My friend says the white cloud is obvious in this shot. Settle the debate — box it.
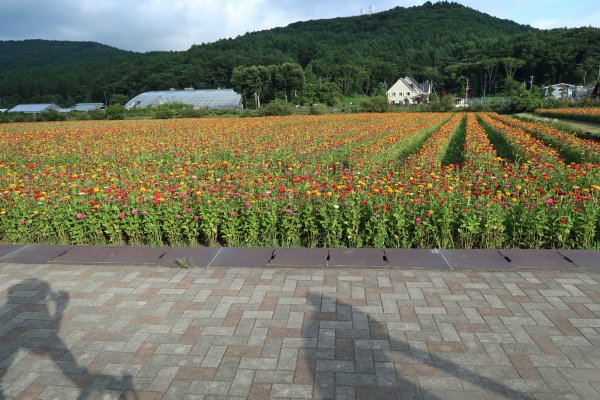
[0,0,598,52]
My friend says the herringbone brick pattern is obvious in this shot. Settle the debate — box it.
[0,263,599,399]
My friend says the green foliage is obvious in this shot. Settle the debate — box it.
[318,82,342,106]
[231,63,305,108]
[441,116,467,166]
[477,115,518,162]
[104,104,125,120]
[2,3,600,106]
[0,39,129,71]
[505,79,543,112]
[360,96,389,113]
[109,94,130,106]
[37,109,66,122]
[309,104,328,115]
[260,99,293,116]
[428,94,455,112]
[87,109,106,120]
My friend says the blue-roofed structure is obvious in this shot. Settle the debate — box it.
[8,104,62,113]
[125,88,243,110]
[71,103,105,112]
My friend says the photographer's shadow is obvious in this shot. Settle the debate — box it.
[303,292,536,400]
[0,278,138,400]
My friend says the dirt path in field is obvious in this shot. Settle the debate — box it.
[517,112,600,135]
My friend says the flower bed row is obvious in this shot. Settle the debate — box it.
[1,114,599,249]
[535,107,600,124]
[492,114,600,164]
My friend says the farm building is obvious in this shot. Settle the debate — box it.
[387,77,432,105]
[543,83,590,100]
[8,103,62,113]
[70,103,105,112]
[125,88,243,110]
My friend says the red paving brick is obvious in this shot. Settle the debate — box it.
[509,355,542,380]
[530,334,561,355]
[294,360,314,384]
[248,383,272,400]
[426,341,466,353]
[394,361,438,377]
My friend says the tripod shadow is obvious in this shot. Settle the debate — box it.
[303,292,536,400]
[0,279,138,400]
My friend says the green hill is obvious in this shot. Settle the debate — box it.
[1,1,599,107]
[0,39,131,72]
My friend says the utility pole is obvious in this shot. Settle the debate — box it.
[483,74,487,98]
[530,76,534,92]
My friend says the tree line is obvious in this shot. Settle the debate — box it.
[1,2,599,109]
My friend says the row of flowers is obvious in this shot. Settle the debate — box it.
[492,113,600,164]
[1,113,599,248]
[535,107,600,124]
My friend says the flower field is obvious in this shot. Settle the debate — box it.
[1,113,599,249]
[535,107,600,124]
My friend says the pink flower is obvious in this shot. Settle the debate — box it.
[176,214,183,219]
[193,215,199,221]
[76,213,86,219]
[229,211,237,217]
[186,208,192,213]
[416,217,422,224]
[19,220,25,225]
[131,209,139,215]
[118,213,125,219]
[245,202,252,208]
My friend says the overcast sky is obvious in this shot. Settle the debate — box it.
[0,0,598,52]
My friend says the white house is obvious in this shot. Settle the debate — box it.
[387,77,432,105]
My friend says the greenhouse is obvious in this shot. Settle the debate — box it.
[125,88,243,110]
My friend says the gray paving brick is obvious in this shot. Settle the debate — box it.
[1,263,600,400]
[239,357,278,370]
[271,383,313,398]
[201,345,227,368]
[188,381,230,395]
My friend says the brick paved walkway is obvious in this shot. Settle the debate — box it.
[1,263,600,399]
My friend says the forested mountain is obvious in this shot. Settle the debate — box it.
[1,1,599,107]
[0,40,130,72]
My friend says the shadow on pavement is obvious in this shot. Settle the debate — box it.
[0,278,138,400]
[303,292,535,400]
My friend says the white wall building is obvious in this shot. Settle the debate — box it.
[387,77,432,105]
